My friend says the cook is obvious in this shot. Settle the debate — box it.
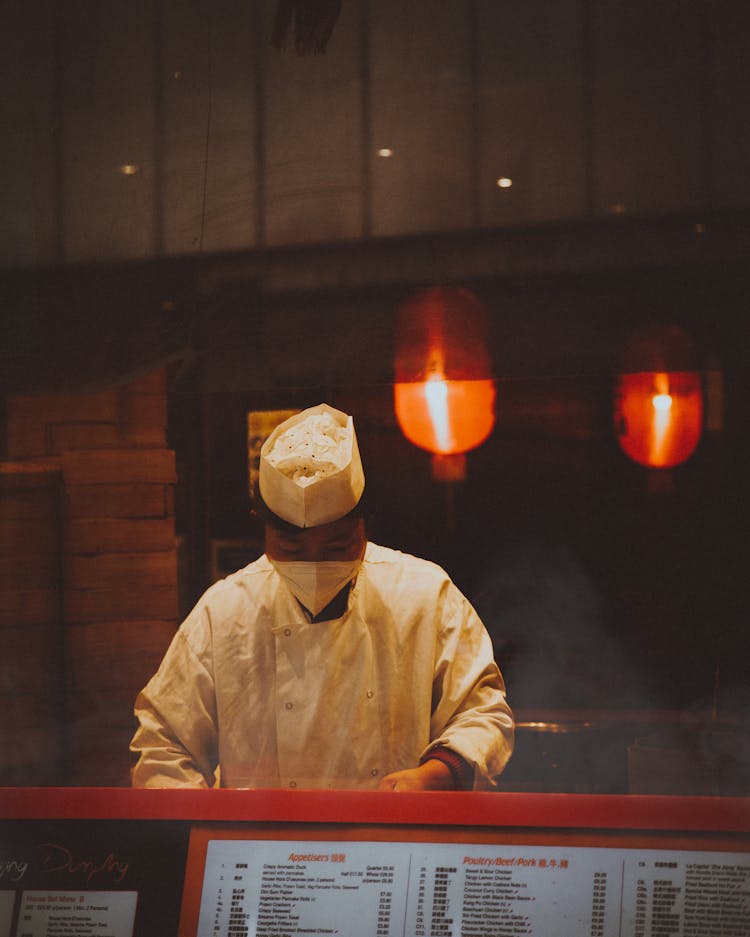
[130,403,513,790]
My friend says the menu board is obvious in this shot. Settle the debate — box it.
[194,839,750,937]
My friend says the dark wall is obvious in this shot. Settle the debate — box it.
[170,262,749,717]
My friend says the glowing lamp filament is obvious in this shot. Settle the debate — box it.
[615,371,702,469]
[424,375,450,451]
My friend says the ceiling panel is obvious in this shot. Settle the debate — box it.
[477,0,587,226]
[201,0,260,252]
[262,0,364,246]
[710,3,750,209]
[162,0,260,255]
[591,0,706,217]
[161,0,213,254]
[369,0,473,237]
[61,0,158,262]
[0,0,59,269]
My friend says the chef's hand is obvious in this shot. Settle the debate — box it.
[378,759,455,792]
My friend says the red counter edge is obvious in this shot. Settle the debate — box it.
[1,788,748,833]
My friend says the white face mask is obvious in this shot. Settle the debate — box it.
[270,559,362,617]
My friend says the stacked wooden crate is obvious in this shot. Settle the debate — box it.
[0,463,64,784]
[2,370,179,785]
[62,443,178,785]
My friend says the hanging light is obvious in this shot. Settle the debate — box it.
[613,324,703,469]
[394,287,496,480]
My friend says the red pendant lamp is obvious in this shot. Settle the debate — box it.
[394,287,496,480]
[614,324,703,469]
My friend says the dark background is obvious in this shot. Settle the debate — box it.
[1,0,749,792]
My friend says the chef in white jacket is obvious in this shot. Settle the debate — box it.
[130,404,513,790]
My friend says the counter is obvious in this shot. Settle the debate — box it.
[1,789,748,936]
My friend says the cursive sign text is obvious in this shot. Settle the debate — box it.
[0,858,28,882]
[39,843,129,884]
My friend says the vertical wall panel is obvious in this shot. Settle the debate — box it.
[62,1,157,262]
[591,0,705,217]
[370,0,473,237]
[161,1,213,254]
[262,0,363,246]
[477,0,587,227]
[711,2,750,209]
[162,0,258,255]
[0,0,59,269]
[201,0,259,252]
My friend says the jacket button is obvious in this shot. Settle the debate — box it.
[289,780,297,788]
[366,690,374,698]
[285,702,294,710]
[284,628,292,636]
[370,768,379,776]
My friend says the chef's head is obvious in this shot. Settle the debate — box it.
[259,404,366,565]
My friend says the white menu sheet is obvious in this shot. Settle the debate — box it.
[196,840,749,937]
[14,890,137,937]
[1,891,15,937]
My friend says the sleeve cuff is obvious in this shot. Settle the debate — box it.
[420,747,474,790]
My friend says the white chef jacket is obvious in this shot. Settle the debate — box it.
[130,542,513,790]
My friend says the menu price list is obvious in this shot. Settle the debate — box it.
[10,890,137,937]
[196,841,748,937]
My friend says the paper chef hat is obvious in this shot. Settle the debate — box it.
[259,403,365,528]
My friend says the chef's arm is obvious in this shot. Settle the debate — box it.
[130,694,217,788]
[130,631,219,788]
[426,592,515,790]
